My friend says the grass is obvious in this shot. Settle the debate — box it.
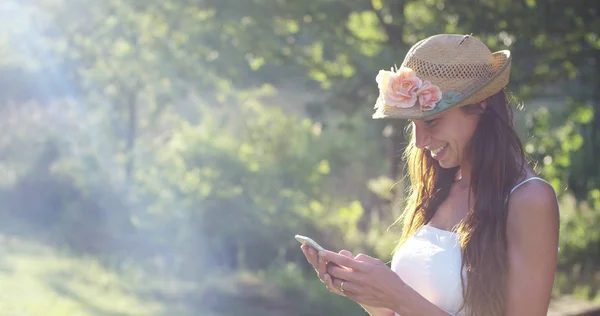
[0,232,364,316]
[0,233,208,316]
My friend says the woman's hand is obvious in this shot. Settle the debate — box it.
[320,250,406,311]
[300,244,353,296]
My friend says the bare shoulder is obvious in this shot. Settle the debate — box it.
[506,178,560,248]
[504,178,559,314]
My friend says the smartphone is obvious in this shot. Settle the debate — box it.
[296,234,343,268]
[295,234,326,252]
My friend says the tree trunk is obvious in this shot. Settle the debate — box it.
[593,52,600,192]
[388,120,407,180]
[369,0,406,49]
[358,0,408,231]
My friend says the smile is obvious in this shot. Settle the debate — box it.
[430,144,448,155]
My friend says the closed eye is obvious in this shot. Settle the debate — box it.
[424,118,439,126]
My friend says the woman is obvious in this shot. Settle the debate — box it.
[301,34,559,315]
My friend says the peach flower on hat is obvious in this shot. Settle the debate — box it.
[376,67,423,108]
[417,81,442,111]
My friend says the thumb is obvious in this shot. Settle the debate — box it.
[339,249,354,258]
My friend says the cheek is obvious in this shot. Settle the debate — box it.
[457,119,480,151]
[430,115,479,150]
[445,121,477,150]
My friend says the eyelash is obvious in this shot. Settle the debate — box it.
[424,119,438,126]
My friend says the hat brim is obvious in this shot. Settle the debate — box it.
[372,50,512,120]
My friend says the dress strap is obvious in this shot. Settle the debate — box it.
[509,177,551,195]
[506,176,560,252]
[505,177,555,206]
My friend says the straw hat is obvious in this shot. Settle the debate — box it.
[372,34,511,120]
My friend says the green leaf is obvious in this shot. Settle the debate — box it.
[371,0,383,11]
[570,106,594,124]
[525,0,536,8]
[249,56,265,70]
[338,201,363,223]
[316,160,330,175]
[113,38,132,57]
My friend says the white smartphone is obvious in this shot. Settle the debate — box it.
[295,234,326,252]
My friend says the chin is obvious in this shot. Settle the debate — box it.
[437,160,460,169]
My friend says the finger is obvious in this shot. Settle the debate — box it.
[317,250,328,279]
[308,246,320,261]
[332,277,360,302]
[301,244,309,257]
[336,250,354,271]
[339,249,354,258]
[302,246,328,284]
[354,253,377,263]
[327,264,358,283]
[301,245,317,267]
[332,278,361,303]
[331,278,356,294]
[324,273,345,296]
[319,250,363,271]
[309,246,323,263]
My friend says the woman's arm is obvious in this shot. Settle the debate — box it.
[389,283,453,316]
[322,250,453,316]
[361,294,452,316]
[359,303,395,316]
[505,180,560,315]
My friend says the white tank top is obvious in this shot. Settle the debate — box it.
[390,177,555,316]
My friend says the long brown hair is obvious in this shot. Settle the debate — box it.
[391,90,526,315]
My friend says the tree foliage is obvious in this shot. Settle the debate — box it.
[0,0,599,312]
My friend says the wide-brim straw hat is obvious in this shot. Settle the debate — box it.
[372,34,511,120]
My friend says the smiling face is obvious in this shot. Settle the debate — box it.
[410,104,484,169]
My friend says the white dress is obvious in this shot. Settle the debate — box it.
[390,177,555,316]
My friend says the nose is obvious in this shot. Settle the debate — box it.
[413,122,430,149]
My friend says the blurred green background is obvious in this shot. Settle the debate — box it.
[0,0,599,315]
